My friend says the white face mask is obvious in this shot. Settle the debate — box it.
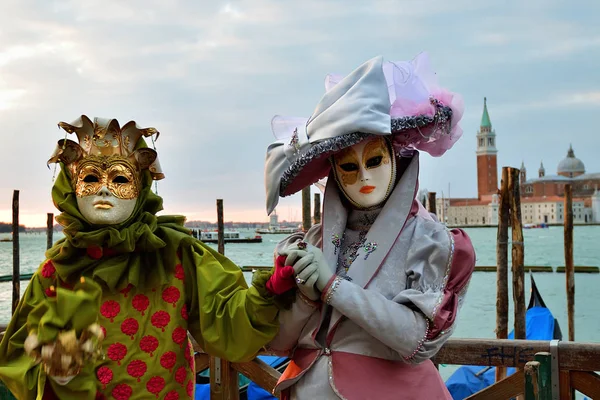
[332,137,396,209]
[76,186,137,225]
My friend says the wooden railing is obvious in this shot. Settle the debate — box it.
[192,338,600,400]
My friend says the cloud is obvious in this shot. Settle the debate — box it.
[0,0,599,226]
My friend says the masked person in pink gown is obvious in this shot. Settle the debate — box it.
[263,53,476,399]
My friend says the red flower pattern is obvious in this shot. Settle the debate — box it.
[160,351,177,372]
[172,327,186,348]
[140,335,159,357]
[95,391,106,400]
[45,287,56,297]
[188,352,195,372]
[96,366,113,390]
[175,366,187,385]
[146,376,166,398]
[181,304,188,321]
[165,391,180,400]
[86,246,103,259]
[184,341,192,361]
[107,343,127,365]
[111,383,132,400]
[121,318,139,340]
[132,294,150,316]
[126,359,147,382]
[100,300,120,322]
[186,379,194,397]
[119,283,134,298]
[174,264,185,280]
[41,260,55,278]
[162,286,181,307]
[151,311,171,332]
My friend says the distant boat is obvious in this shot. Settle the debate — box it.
[189,229,263,244]
[255,226,299,235]
[445,273,562,398]
[256,210,301,235]
[524,222,549,229]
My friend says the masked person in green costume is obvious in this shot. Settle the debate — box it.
[0,116,295,400]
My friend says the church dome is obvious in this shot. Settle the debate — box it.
[557,145,585,177]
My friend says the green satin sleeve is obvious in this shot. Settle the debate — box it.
[182,240,279,363]
[0,273,45,400]
[0,265,103,399]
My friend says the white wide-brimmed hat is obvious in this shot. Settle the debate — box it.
[264,53,464,214]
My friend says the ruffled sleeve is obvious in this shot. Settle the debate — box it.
[181,239,280,363]
[401,228,475,362]
[0,261,103,399]
[326,227,475,364]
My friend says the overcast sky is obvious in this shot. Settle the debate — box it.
[1,0,599,227]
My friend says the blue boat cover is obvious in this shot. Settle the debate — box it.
[445,306,555,399]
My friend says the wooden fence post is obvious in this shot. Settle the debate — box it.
[496,168,510,382]
[524,361,541,399]
[46,213,54,250]
[313,193,321,225]
[534,352,552,399]
[508,167,526,340]
[564,184,575,341]
[211,199,239,400]
[12,190,20,314]
[302,187,311,232]
[427,192,437,215]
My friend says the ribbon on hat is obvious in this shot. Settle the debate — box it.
[264,116,310,215]
[271,116,311,162]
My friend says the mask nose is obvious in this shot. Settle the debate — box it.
[359,166,371,182]
[98,186,112,197]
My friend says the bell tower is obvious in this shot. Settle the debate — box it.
[476,97,498,200]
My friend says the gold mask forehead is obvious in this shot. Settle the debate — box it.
[74,155,140,200]
[362,137,391,167]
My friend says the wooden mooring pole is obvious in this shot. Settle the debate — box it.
[211,199,239,399]
[302,187,311,232]
[46,213,54,250]
[216,199,225,255]
[12,190,21,315]
[313,193,321,225]
[427,192,437,215]
[564,184,575,341]
[508,167,526,341]
[496,168,510,382]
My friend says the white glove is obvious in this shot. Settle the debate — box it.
[290,253,320,301]
[282,242,334,292]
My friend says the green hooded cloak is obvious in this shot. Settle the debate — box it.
[0,152,279,399]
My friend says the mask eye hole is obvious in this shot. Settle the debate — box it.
[83,175,99,183]
[340,163,359,172]
[365,156,383,168]
[113,175,130,184]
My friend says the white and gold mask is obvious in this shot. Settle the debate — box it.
[48,115,164,226]
[74,155,140,225]
[332,137,396,209]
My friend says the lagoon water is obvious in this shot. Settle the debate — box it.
[1,225,599,389]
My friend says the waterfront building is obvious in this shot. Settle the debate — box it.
[435,99,599,226]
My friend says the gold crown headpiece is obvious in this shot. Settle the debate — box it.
[48,115,164,181]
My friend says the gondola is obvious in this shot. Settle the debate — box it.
[445,273,563,399]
